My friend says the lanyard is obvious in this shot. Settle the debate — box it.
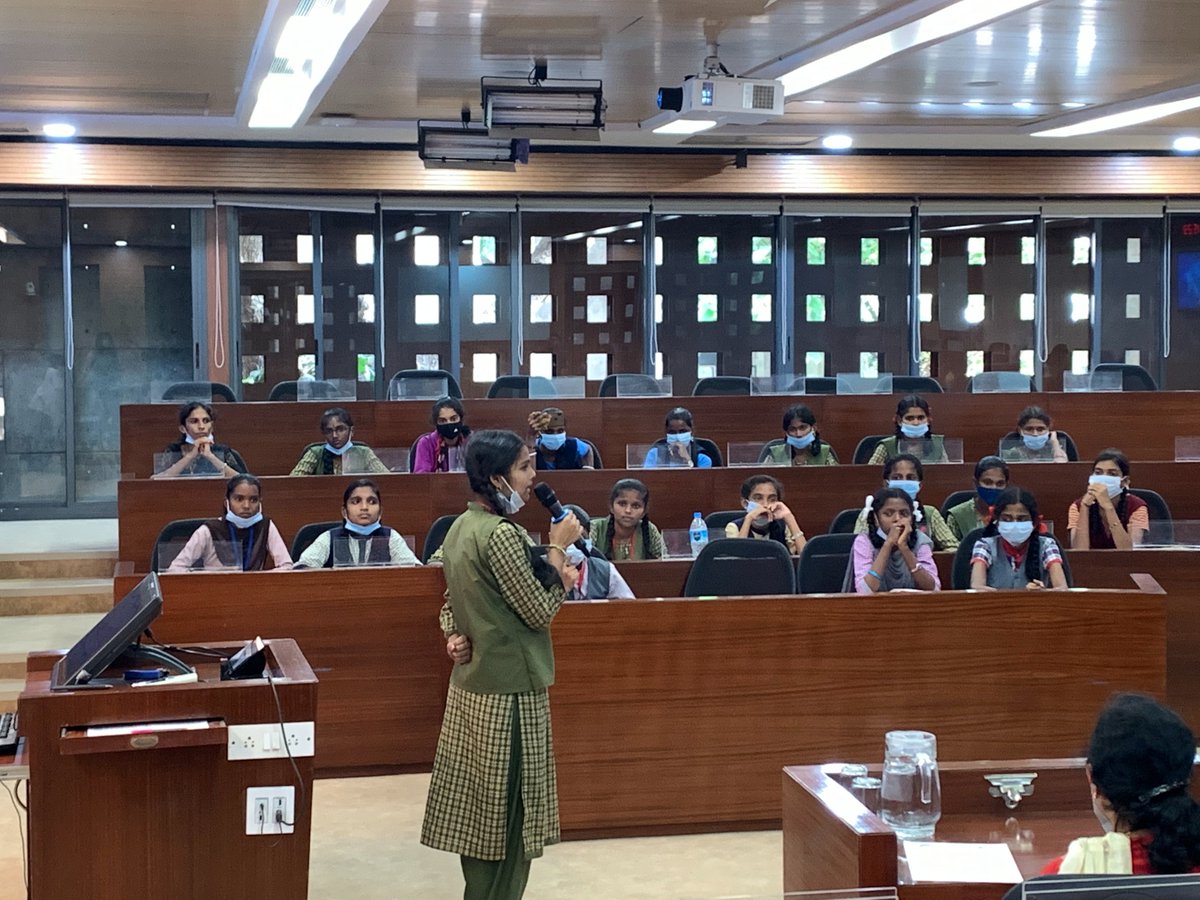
[227,523,255,571]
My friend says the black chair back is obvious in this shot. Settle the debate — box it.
[827,508,861,534]
[1128,488,1173,544]
[161,381,237,402]
[1003,873,1200,900]
[1093,362,1158,391]
[267,380,344,401]
[486,375,556,399]
[291,521,341,562]
[796,533,856,594]
[694,437,724,467]
[583,439,603,468]
[852,435,890,465]
[598,374,668,397]
[704,510,745,533]
[940,490,975,519]
[790,376,836,394]
[387,368,462,399]
[757,438,785,462]
[150,518,209,572]
[682,538,795,597]
[692,376,752,396]
[1000,430,1080,461]
[892,376,943,393]
[951,526,1072,589]
[423,514,459,563]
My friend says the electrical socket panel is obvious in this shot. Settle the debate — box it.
[227,721,315,760]
[244,786,295,836]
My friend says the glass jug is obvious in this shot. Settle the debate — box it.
[880,729,942,839]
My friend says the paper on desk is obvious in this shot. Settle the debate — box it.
[902,840,1023,883]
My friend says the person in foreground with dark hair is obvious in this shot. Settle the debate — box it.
[1039,693,1200,875]
[421,430,583,900]
[167,474,292,571]
[290,406,389,475]
[969,486,1067,590]
[295,478,420,568]
[154,400,247,478]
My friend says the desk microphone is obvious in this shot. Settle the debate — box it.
[533,483,588,552]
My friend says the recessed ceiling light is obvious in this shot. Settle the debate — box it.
[1174,136,1200,153]
[114,240,128,247]
[822,134,853,150]
[652,119,718,135]
[43,123,76,139]
[1013,100,1034,110]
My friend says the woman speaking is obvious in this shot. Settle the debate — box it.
[421,429,582,900]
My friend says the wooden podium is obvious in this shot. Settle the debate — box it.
[18,638,318,900]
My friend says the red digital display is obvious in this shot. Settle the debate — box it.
[1182,223,1200,236]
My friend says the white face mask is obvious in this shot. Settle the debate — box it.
[225,504,263,528]
[493,477,524,514]
[184,433,213,445]
[1092,794,1115,834]
[324,439,354,456]
[564,545,586,567]
[1089,474,1124,498]
[744,500,770,529]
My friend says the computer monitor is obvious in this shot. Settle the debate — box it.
[1004,873,1200,899]
[51,572,164,690]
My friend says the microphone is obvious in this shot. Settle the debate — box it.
[533,483,588,552]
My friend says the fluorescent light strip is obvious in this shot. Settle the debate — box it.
[780,0,1045,96]
[1034,94,1200,138]
[652,119,718,135]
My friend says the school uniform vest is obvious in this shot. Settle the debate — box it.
[875,434,946,462]
[325,525,393,567]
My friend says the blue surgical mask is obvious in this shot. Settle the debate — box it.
[1089,474,1123,498]
[184,434,214,445]
[225,507,263,529]
[539,432,567,451]
[494,477,525,515]
[564,545,586,567]
[743,500,771,529]
[786,432,815,450]
[900,422,929,439]
[344,519,381,536]
[1022,432,1050,451]
[875,528,891,541]
[997,520,1035,546]
[584,537,594,554]
[666,431,692,445]
[976,485,1003,505]
[324,440,353,456]
[887,479,920,499]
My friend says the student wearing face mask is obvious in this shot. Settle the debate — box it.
[853,453,959,551]
[167,474,293,571]
[845,487,940,593]
[422,430,582,898]
[413,397,472,474]
[945,456,1010,541]
[867,395,949,465]
[155,401,248,479]
[527,407,595,470]
[1035,694,1200,877]
[1069,449,1148,550]
[557,505,634,600]
[969,487,1067,590]
[290,407,389,476]
[643,407,716,468]
[1001,406,1069,463]
[296,479,420,568]
[762,404,838,466]
[723,474,807,554]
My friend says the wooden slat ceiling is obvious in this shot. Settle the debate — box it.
[0,0,1199,151]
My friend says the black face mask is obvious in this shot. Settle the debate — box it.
[437,422,465,440]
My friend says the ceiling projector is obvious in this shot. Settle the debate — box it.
[656,75,784,125]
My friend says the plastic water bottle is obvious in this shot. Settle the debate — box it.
[689,512,709,558]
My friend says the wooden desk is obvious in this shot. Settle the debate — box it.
[117,461,1200,572]
[120,391,1200,479]
[112,570,1165,837]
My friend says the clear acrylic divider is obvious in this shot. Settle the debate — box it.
[1138,520,1200,548]
[836,373,894,395]
[661,528,695,559]
[1062,371,1123,393]
[627,443,666,468]
[1175,436,1200,461]
[970,372,1031,393]
[298,378,357,401]
[679,890,898,900]
[402,534,417,554]
[387,376,448,400]
[727,442,784,467]
[1018,874,1200,898]
[153,450,226,478]
[896,437,963,464]
[751,374,801,395]
[531,376,585,399]
[156,538,241,573]
[614,375,673,397]
[446,445,467,472]
[343,446,409,474]
[997,437,1060,461]
[150,381,220,404]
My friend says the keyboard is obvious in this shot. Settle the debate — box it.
[0,711,17,754]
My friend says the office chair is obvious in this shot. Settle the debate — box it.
[692,376,752,396]
[967,372,1032,393]
[950,526,1072,589]
[853,435,890,465]
[150,518,208,571]
[827,508,862,535]
[796,533,857,594]
[267,380,345,401]
[290,521,341,562]
[486,375,556,399]
[892,376,944,393]
[387,368,462,400]
[423,514,459,563]
[1092,362,1158,391]
[682,538,796,597]
[160,381,237,402]
[1128,488,1173,544]
[598,374,668,397]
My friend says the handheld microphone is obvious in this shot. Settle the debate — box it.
[533,483,588,552]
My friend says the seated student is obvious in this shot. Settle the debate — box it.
[1069,449,1148,550]
[1001,405,1070,462]
[643,406,717,468]
[296,478,421,568]
[412,397,471,474]
[762,404,838,467]
[945,456,1010,540]
[1038,693,1200,876]
[867,394,949,465]
[291,407,389,476]
[723,474,807,555]
[167,474,292,571]
[154,401,247,479]
[845,487,941,593]
[590,478,665,561]
[528,407,595,470]
[969,487,1067,590]
[559,505,634,600]
[854,453,959,551]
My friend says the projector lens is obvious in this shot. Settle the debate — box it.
[657,87,683,112]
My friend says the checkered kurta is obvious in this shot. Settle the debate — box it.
[422,522,564,861]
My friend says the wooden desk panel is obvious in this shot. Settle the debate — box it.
[117,461,1200,573]
[120,391,1200,478]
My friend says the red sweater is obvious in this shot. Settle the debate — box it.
[1042,834,1200,875]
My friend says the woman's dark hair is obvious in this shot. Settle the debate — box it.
[893,394,932,439]
[865,487,918,550]
[464,430,526,516]
[664,406,694,429]
[431,396,466,424]
[225,473,261,500]
[342,478,380,507]
[320,407,353,430]
[974,455,1010,484]
[883,452,925,481]
[178,401,214,426]
[601,478,658,559]
[1017,405,1052,429]
[981,486,1045,584]
[1088,448,1131,543]
[782,404,824,457]
[741,474,784,501]
[1087,693,1200,874]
